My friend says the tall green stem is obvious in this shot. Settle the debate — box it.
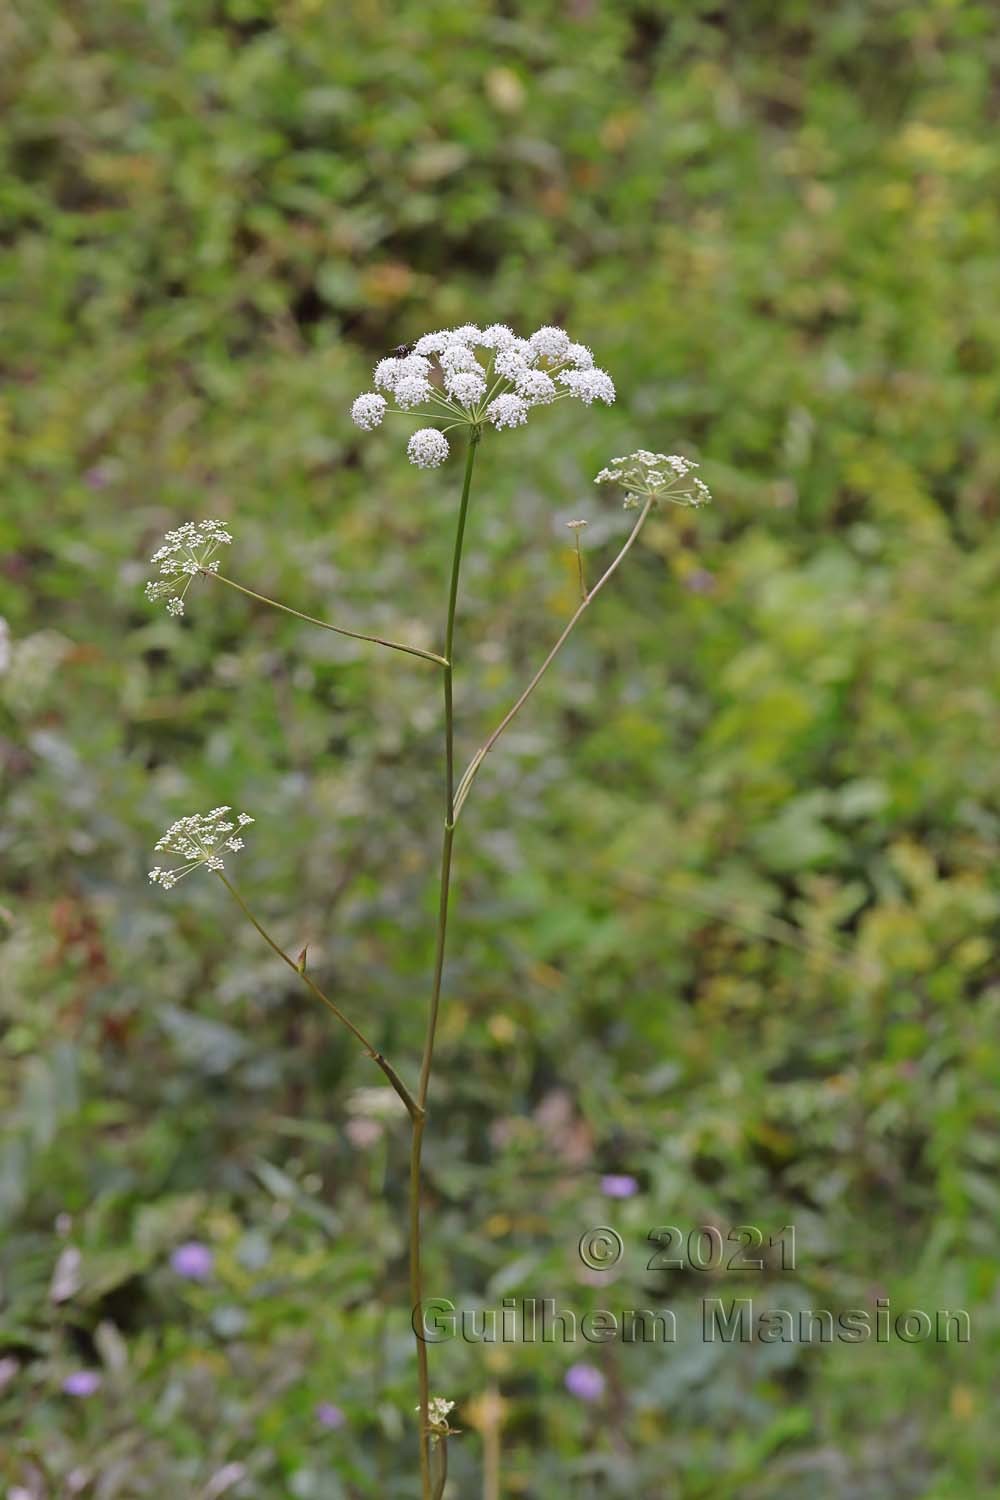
[409,430,479,1497]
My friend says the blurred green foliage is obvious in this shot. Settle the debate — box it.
[2,0,999,1495]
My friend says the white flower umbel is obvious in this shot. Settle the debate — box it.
[493,348,530,381]
[350,323,616,465]
[565,342,594,369]
[394,375,435,410]
[595,450,712,510]
[144,520,233,618]
[514,369,557,404]
[485,393,528,430]
[556,368,616,405]
[351,393,387,430]
[407,428,450,468]
[416,1395,457,1438]
[480,323,516,349]
[528,325,570,361]
[444,370,488,408]
[148,807,254,890]
[439,343,481,374]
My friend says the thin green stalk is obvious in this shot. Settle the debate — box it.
[574,530,587,602]
[482,1385,502,1500]
[432,1434,449,1500]
[453,496,653,820]
[205,571,448,667]
[409,429,479,1498]
[216,872,421,1122]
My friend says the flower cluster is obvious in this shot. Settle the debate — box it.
[418,1395,456,1437]
[595,451,711,510]
[351,324,615,467]
[148,807,254,889]
[144,519,232,617]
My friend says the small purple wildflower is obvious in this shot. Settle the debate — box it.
[684,569,716,594]
[62,1370,102,1398]
[601,1173,639,1199]
[170,1241,215,1281]
[564,1363,605,1402]
[316,1401,346,1430]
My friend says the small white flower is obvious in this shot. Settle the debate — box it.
[448,324,482,344]
[351,393,387,430]
[529,325,571,362]
[557,368,616,405]
[373,358,403,390]
[595,449,711,509]
[148,807,255,890]
[394,375,434,410]
[514,369,557,405]
[480,323,516,349]
[508,337,537,363]
[395,353,433,379]
[445,370,487,408]
[565,342,594,369]
[413,330,452,355]
[418,1395,456,1435]
[407,428,450,468]
[144,519,233,616]
[440,342,482,374]
[493,348,530,381]
[486,393,528,430]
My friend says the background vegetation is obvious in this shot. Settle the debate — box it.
[2,1,999,1495]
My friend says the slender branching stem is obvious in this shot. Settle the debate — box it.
[453,496,654,819]
[409,429,480,1498]
[205,571,448,667]
[574,531,587,602]
[216,872,421,1122]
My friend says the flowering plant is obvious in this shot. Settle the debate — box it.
[596,449,712,509]
[144,322,708,1497]
[351,323,615,466]
[143,519,232,617]
[147,808,253,889]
